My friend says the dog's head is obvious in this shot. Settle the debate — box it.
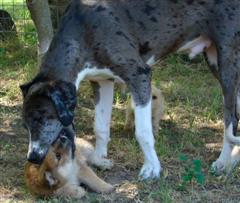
[20,73,77,164]
[24,129,76,196]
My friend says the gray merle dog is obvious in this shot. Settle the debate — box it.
[21,0,240,179]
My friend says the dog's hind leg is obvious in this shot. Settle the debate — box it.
[78,163,113,193]
[206,38,240,175]
[90,80,114,169]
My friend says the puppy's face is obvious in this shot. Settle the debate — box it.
[25,130,76,196]
[45,128,76,170]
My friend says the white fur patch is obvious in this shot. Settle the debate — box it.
[225,123,240,145]
[212,123,238,174]
[134,99,161,179]
[94,81,114,158]
[146,55,156,66]
[178,35,212,59]
[75,63,123,89]
[57,160,78,184]
[45,172,57,186]
[27,140,45,158]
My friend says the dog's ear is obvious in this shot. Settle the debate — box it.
[43,81,77,126]
[20,73,47,98]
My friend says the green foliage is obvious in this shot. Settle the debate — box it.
[178,154,205,190]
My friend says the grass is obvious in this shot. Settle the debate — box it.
[1,4,240,203]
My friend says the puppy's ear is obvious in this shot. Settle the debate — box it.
[44,81,77,126]
[20,72,47,98]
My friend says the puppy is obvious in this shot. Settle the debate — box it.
[25,129,113,199]
[124,85,164,136]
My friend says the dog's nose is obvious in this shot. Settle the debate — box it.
[27,151,43,164]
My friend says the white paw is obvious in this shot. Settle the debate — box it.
[211,159,226,175]
[89,153,114,170]
[211,158,236,176]
[139,161,161,180]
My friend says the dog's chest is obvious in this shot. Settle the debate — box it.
[57,160,78,184]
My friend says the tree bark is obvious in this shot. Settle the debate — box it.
[26,0,54,65]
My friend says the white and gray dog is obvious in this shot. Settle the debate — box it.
[21,0,240,180]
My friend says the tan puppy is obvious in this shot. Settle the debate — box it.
[25,131,113,199]
[125,85,164,136]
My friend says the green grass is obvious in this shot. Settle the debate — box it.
[1,5,240,202]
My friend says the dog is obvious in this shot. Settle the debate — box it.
[125,85,164,136]
[25,128,113,198]
[20,0,240,180]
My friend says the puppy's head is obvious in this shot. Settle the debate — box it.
[20,73,76,164]
[47,128,76,167]
[24,129,76,197]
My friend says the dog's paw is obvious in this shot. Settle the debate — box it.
[139,161,161,180]
[211,158,239,176]
[210,159,236,176]
[211,159,226,176]
[89,153,114,170]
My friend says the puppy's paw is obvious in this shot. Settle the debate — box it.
[73,187,86,199]
[54,185,86,199]
[89,153,114,170]
[99,183,114,193]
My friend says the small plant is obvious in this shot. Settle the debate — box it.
[178,154,205,190]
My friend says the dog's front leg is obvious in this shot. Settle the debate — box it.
[133,99,161,179]
[90,80,114,169]
[127,65,161,179]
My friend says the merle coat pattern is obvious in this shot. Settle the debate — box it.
[21,0,240,179]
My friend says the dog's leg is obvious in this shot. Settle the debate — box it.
[206,41,240,175]
[125,65,161,179]
[134,99,161,179]
[90,80,114,169]
[78,163,113,193]
[124,97,135,131]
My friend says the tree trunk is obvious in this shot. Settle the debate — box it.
[26,0,54,65]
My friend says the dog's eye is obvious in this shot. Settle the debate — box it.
[56,153,61,161]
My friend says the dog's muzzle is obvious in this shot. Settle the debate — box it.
[27,140,49,164]
[27,125,75,164]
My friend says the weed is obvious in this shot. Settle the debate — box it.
[178,154,205,191]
